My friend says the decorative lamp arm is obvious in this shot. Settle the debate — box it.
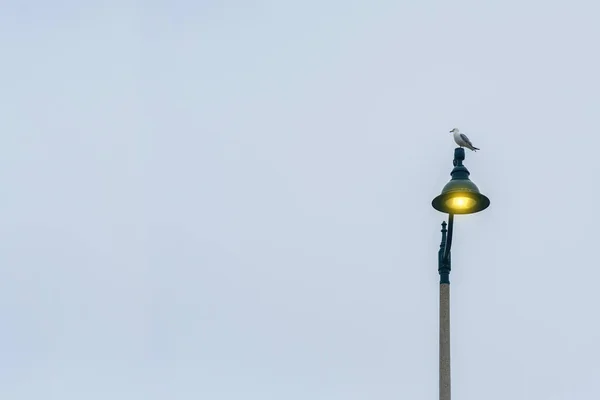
[438,214,454,284]
[443,213,454,262]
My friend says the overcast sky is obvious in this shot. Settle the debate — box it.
[1,1,599,399]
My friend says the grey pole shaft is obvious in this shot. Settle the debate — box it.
[440,283,451,400]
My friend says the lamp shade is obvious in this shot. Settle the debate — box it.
[431,148,490,215]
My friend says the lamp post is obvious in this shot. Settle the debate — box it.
[431,147,490,400]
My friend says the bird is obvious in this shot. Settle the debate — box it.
[450,128,479,151]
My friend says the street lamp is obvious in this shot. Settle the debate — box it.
[431,147,490,400]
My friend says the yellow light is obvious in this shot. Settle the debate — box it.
[445,196,477,211]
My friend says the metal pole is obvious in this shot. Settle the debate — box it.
[438,220,453,400]
[440,283,451,400]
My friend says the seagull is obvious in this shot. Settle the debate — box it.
[450,128,479,151]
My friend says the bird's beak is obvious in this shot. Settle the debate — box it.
[449,130,452,133]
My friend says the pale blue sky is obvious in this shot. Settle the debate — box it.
[0,1,599,399]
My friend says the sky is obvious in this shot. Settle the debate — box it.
[0,0,599,399]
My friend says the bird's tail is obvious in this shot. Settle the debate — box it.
[472,146,480,151]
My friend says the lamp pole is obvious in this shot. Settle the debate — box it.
[432,147,490,400]
[439,219,452,400]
